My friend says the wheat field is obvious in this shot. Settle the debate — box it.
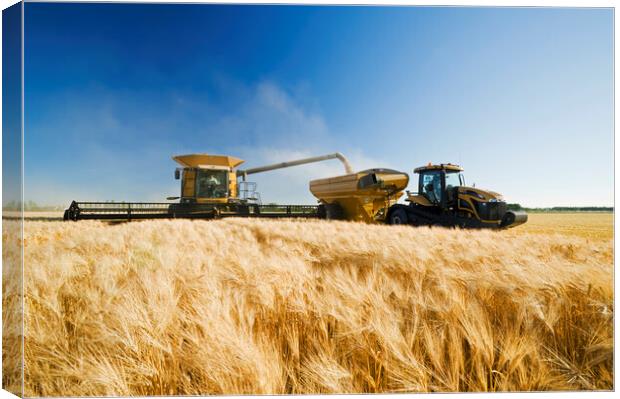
[2,213,614,396]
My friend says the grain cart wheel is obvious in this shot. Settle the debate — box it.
[389,208,408,225]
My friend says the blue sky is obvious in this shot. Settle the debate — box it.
[22,3,613,207]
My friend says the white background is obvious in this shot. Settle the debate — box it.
[0,1,617,398]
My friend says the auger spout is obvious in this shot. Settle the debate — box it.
[237,152,353,177]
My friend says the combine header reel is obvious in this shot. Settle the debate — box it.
[63,201,320,221]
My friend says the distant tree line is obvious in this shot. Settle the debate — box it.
[3,201,64,212]
[507,203,613,213]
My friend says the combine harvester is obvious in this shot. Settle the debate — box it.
[64,152,526,228]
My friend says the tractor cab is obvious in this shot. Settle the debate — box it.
[413,163,465,209]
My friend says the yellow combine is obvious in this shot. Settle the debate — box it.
[64,152,351,221]
[64,153,526,228]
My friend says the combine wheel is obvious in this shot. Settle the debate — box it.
[389,208,408,225]
[326,204,345,220]
[318,203,345,220]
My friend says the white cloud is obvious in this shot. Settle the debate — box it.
[207,81,332,150]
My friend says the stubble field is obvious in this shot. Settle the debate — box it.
[2,212,614,395]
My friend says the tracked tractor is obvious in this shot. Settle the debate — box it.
[384,163,527,228]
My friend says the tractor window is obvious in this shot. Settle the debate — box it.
[196,170,228,198]
[445,171,463,190]
[420,171,442,204]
